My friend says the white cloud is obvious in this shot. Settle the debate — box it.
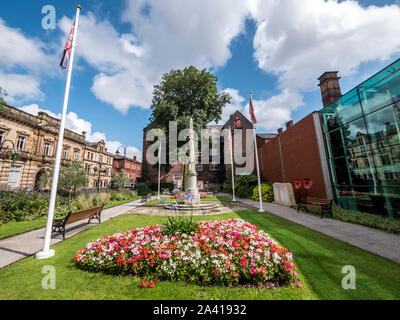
[252,0,400,91]
[219,88,246,123]
[58,1,253,112]
[19,104,142,161]
[0,72,44,103]
[244,89,304,130]
[0,18,57,103]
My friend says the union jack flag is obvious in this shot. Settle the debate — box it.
[60,21,75,69]
[249,92,257,124]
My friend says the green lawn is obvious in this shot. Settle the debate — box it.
[0,219,47,240]
[0,196,140,240]
[0,210,399,300]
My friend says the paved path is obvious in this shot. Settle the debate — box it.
[217,193,400,264]
[0,198,148,269]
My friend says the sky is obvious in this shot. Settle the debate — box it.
[1,0,400,160]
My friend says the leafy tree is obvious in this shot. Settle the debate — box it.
[111,171,128,190]
[148,66,231,173]
[0,87,7,109]
[44,161,88,199]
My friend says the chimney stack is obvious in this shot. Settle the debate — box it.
[318,71,342,107]
[133,156,137,162]
[285,120,293,130]
[277,128,283,134]
[82,131,86,140]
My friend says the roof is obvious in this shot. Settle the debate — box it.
[257,133,278,139]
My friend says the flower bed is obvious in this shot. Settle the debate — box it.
[74,219,301,288]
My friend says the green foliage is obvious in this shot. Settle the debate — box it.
[149,66,231,174]
[46,161,88,196]
[0,86,7,108]
[161,215,198,236]
[234,174,259,198]
[111,171,128,190]
[0,190,138,225]
[135,182,152,196]
[252,184,274,202]
[304,203,400,235]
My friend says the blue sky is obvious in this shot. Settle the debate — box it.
[1,0,400,159]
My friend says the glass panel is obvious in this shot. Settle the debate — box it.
[342,118,368,157]
[332,157,351,185]
[365,104,400,150]
[373,145,400,186]
[321,88,363,126]
[327,129,345,158]
[359,61,400,115]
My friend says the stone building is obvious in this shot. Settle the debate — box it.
[0,105,113,190]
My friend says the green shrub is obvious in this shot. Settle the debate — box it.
[135,183,152,196]
[252,184,274,202]
[234,174,259,198]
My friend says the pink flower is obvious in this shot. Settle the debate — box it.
[296,281,302,287]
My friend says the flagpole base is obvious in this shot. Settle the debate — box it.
[35,249,55,260]
[258,209,264,213]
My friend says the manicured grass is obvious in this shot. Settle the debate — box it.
[0,197,140,240]
[0,219,47,240]
[0,210,399,300]
[103,196,141,209]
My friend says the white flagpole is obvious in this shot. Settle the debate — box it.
[36,5,81,260]
[229,126,236,201]
[250,91,264,213]
[158,141,161,199]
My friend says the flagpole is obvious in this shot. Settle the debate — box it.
[158,141,161,200]
[229,127,236,202]
[250,91,264,213]
[36,5,81,260]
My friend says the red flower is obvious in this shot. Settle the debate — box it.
[148,281,156,288]
[141,281,147,288]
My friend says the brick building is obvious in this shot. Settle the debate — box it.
[141,110,267,191]
[0,105,113,190]
[113,154,142,187]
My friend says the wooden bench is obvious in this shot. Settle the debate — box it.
[141,193,152,203]
[297,197,333,219]
[52,205,104,239]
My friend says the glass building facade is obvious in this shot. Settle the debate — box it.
[320,59,400,219]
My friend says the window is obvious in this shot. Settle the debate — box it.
[0,131,4,145]
[63,148,68,159]
[87,152,90,159]
[117,162,120,168]
[91,153,94,160]
[99,155,103,163]
[17,136,25,151]
[195,164,203,171]
[7,166,21,187]
[210,164,219,171]
[210,148,218,156]
[74,151,79,161]
[44,143,50,156]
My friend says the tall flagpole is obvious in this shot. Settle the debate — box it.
[229,126,236,201]
[158,141,161,199]
[36,5,82,259]
[250,91,264,213]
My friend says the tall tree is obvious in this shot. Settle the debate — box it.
[148,66,231,173]
[0,87,7,109]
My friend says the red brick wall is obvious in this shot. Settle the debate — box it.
[261,112,328,199]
